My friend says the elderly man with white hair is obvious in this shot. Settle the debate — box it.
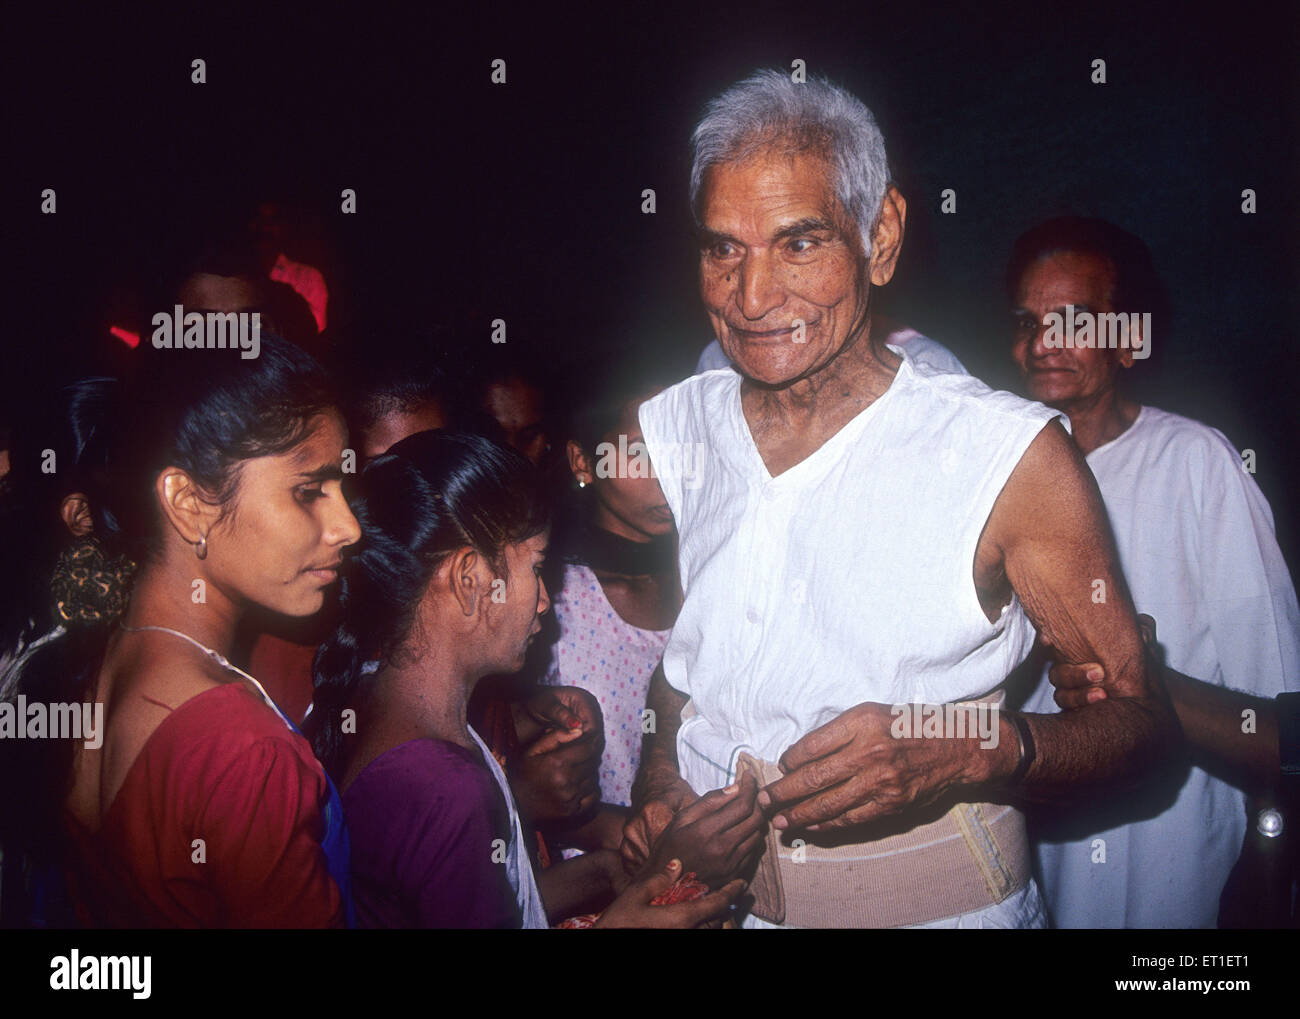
[622,70,1181,928]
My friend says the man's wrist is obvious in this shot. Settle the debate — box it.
[971,710,1028,787]
[631,763,675,800]
[631,764,690,809]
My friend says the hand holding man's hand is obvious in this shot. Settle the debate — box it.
[1047,614,1158,709]
[646,772,766,888]
[621,776,697,874]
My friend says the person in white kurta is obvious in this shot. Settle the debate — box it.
[640,342,1063,928]
[1023,405,1300,928]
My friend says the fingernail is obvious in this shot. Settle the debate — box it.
[756,791,771,808]
[772,814,788,830]
[723,783,739,794]
[1087,667,1104,682]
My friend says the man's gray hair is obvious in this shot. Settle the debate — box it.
[689,70,892,257]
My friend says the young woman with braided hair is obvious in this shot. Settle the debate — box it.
[312,429,755,928]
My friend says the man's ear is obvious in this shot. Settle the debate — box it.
[59,492,94,538]
[868,185,907,287]
[157,467,219,547]
[1118,317,1145,369]
[567,440,593,486]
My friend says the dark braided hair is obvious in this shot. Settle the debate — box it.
[311,430,549,779]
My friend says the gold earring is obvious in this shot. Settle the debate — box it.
[195,534,208,560]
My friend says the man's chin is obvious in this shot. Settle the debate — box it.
[1025,380,1078,408]
[731,348,819,387]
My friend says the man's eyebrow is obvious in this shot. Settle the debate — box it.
[697,226,741,248]
[698,218,837,249]
[771,217,837,242]
[295,465,346,483]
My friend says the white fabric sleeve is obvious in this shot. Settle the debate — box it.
[1194,430,1300,697]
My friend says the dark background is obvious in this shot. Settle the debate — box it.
[7,0,1299,570]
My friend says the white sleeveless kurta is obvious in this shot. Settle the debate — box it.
[638,344,1063,927]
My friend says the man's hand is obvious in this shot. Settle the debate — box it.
[646,773,767,888]
[621,775,698,873]
[757,701,991,832]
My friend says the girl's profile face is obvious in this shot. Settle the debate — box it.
[204,411,361,617]
[482,531,551,674]
[592,390,673,541]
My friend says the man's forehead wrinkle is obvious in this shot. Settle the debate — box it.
[706,178,846,246]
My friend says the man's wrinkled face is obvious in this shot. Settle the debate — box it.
[1011,251,1129,409]
[698,149,870,386]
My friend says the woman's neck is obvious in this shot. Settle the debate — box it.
[370,645,478,752]
[591,503,652,545]
[118,557,241,655]
[575,516,675,579]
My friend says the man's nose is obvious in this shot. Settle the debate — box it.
[1028,319,1056,360]
[537,576,552,617]
[736,252,786,321]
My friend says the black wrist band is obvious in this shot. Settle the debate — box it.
[1007,712,1037,787]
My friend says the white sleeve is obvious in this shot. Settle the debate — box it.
[636,390,683,524]
[1194,432,1300,697]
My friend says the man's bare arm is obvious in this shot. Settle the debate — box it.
[981,421,1183,800]
[760,423,1182,831]
[622,662,698,871]
[630,662,690,808]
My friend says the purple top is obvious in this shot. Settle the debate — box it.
[342,738,521,929]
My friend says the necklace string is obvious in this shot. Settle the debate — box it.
[117,623,291,726]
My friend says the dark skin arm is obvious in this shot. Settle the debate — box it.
[761,422,1183,830]
[622,662,697,871]
[536,849,628,920]
[548,803,629,853]
[1049,615,1280,793]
